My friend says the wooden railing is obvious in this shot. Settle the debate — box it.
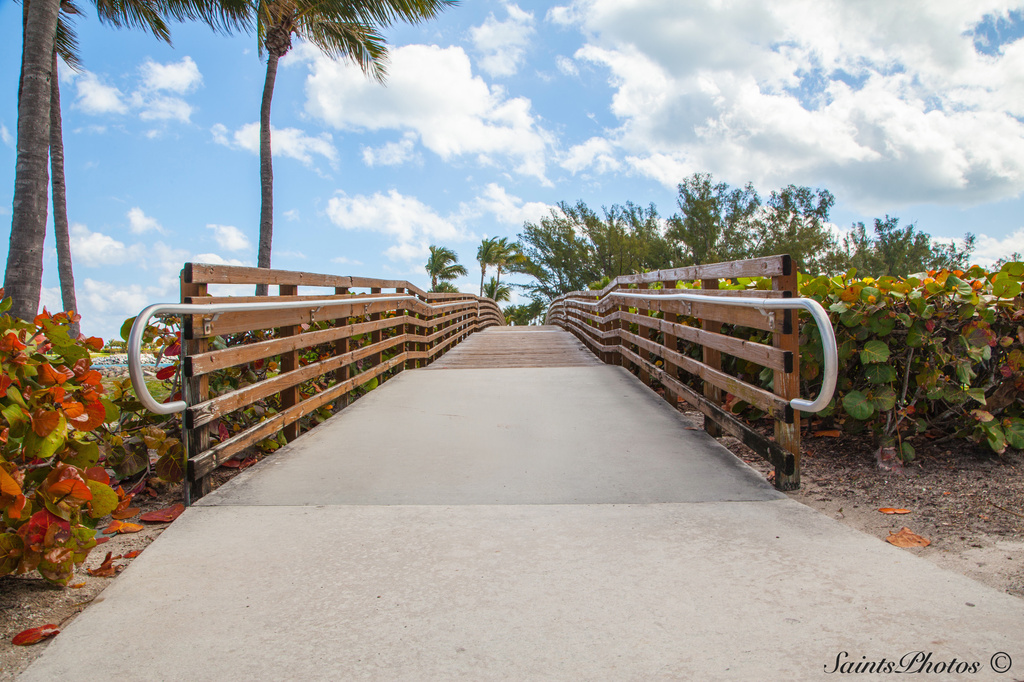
[546,255,837,491]
[129,263,503,503]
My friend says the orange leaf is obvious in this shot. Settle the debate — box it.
[139,503,185,523]
[0,467,21,497]
[104,520,124,534]
[116,522,144,533]
[31,409,61,437]
[62,401,85,419]
[68,400,107,432]
[9,494,27,519]
[83,336,104,351]
[84,467,110,485]
[110,507,140,520]
[123,549,142,559]
[36,363,70,386]
[69,582,86,589]
[49,478,93,501]
[812,429,842,437]
[87,551,118,577]
[878,508,912,514]
[12,624,60,646]
[886,527,930,548]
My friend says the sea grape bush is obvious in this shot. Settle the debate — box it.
[663,262,1024,458]
[0,296,120,584]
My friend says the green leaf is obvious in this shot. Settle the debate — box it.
[23,413,67,460]
[85,480,119,518]
[1,403,29,437]
[0,297,11,314]
[839,309,863,328]
[906,321,926,348]
[992,273,1022,299]
[984,424,1006,454]
[842,390,875,421]
[869,313,895,336]
[0,533,24,575]
[864,364,896,384]
[1005,418,1024,450]
[860,340,890,364]
[870,386,897,411]
[120,317,137,342]
[100,397,120,423]
[61,439,99,468]
[899,442,915,462]
[998,261,1024,277]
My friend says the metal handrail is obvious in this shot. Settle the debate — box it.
[127,295,486,415]
[551,290,838,413]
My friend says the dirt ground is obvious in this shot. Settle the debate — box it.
[2,419,1022,679]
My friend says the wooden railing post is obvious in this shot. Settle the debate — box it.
[280,284,301,441]
[701,277,723,437]
[334,286,350,409]
[773,261,800,490]
[181,271,211,502]
[662,280,679,407]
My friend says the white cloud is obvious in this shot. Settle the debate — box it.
[553,0,1024,207]
[555,55,579,77]
[192,253,248,267]
[283,209,300,222]
[0,123,12,147]
[207,224,251,252]
[301,43,552,183]
[127,207,164,234]
[81,278,154,316]
[463,183,553,227]
[325,190,463,262]
[140,56,202,93]
[470,3,536,77]
[362,133,419,166]
[562,136,621,174]
[75,72,128,115]
[70,224,145,267]
[971,227,1024,266]
[215,122,337,166]
[332,256,364,266]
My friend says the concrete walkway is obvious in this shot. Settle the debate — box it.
[22,329,1024,681]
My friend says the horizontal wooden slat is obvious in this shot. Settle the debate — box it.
[184,263,430,298]
[591,255,790,297]
[620,330,789,420]
[615,311,788,371]
[189,354,407,478]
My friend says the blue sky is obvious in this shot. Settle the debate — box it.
[2,0,1024,341]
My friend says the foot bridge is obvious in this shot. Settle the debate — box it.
[22,258,1023,680]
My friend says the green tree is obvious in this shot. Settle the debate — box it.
[476,236,498,297]
[844,216,975,276]
[253,0,456,295]
[503,298,544,326]
[425,244,467,291]
[665,173,759,266]
[483,276,511,302]
[512,204,599,300]
[749,185,842,274]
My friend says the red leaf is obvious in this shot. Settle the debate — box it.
[83,466,110,485]
[123,549,142,559]
[68,400,107,432]
[12,624,60,646]
[110,507,140,520]
[83,336,104,351]
[36,363,70,386]
[31,409,61,437]
[163,341,180,357]
[49,479,93,501]
[218,422,230,441]
[878,508,912,515]
[139,503,185,523]
[87,551,118,577]
[155,365,176,380]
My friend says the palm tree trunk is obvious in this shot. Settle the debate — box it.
[255,51,279,297]
[50,50,78,337]
[479,265,485,297]
[5,0,60,321]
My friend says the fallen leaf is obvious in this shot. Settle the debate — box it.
[123,549,142,559]
[103,520,123,534]
[68,582,86,589]
[12,624,60,646]
[111,507,141,520]
[886,527,930,548]
[812,429,842,437]
[878,508,912,514]
[87,551,118,577]
[115,522,144,534]
[139,504,185,523]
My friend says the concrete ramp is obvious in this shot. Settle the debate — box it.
[21,328,1024,681]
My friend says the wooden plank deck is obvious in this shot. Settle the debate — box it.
[426,326,601,369]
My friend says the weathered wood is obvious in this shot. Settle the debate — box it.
[279,284,301,442]
[591,255,789,297]
[702,277,724,437]
[184,262,430,298]
[773,269,801,490]
[189,354,408,478]
[181,273,211,502]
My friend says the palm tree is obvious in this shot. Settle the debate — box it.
[6,0,62,322]
[425,245,467,291]
[490,237,522,291]
[483,276,510,303]
[431,281,460,293]
[475,236,498,297]
[253,0,456,295]
[6,0,244,323]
